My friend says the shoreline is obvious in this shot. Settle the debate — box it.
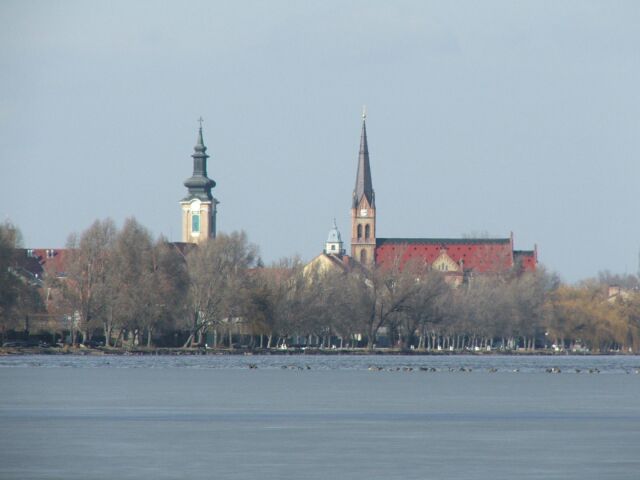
[0,346,635,356]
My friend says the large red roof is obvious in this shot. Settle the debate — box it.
[375,238,535,273]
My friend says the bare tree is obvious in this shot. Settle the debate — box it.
[63,219,117,345]
[0,222,22,342]
[397,268,451,350]
[102,218,158,347]
[145,239,189,346]
[183,231,258,348]
[246,258,304,348]
[348,255,428,350]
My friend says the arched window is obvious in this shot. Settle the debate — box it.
[357,224,362,239]
[365,224,371,239]
[360,249,367,264]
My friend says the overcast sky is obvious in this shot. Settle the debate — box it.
[1,1,639,282]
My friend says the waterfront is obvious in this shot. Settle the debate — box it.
[1,355,639,479]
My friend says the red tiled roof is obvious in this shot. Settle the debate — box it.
[375,238,520,273]
[16,249,70,278]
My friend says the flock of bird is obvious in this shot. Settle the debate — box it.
[244,363,640,374]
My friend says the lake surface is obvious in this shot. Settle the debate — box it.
[1,355,639,480]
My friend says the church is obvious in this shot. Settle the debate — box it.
[318,113,537,283]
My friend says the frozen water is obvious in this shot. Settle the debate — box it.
[1,355,639,479]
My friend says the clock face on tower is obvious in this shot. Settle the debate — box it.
[360,208,368,217]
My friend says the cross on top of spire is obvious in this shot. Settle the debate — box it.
[198,116,204,128]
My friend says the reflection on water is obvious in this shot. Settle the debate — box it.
[1,355,639,480]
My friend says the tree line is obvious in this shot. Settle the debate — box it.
[2,219,640,353]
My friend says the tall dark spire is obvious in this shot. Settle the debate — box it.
[183,119,215,201]
[352,110,374,208]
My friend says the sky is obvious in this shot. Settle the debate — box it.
[1,1,639,283]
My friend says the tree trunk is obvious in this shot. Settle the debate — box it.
[115,328,124,348]
[103,322,111,347]
[182,333,194,349]
[146,329,152,348]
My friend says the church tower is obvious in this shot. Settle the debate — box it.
[351,111,376,265]
[180,119,218,244]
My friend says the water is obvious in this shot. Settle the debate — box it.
[1,355,639,479]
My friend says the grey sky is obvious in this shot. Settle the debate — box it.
[1,1,639,282]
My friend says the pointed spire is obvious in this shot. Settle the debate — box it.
[353,110,374,208]
[184,119,215,201]
[195,116,206,153]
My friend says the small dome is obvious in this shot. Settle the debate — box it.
[326,220,342,243]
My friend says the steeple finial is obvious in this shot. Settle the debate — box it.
[362,105,367,121]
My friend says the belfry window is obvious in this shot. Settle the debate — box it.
[357,224,362,239]
[365,224,370,239]
[192,214,200,233]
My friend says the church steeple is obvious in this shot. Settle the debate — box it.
[350,108,376,265]
[352,109,375,208]
[180,118,218,244]
[183,119,215,201]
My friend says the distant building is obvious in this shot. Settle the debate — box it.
[305,221,352,276]
[607,285,632,303]
[180,120,218,244]
[13,248,69,285]
[348,111,537,280]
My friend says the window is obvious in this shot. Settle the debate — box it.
[357,224,362,239]
[365,224,370,239]
[360,249,367,263]
[192,214,200,233]
[331,244,336,251]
